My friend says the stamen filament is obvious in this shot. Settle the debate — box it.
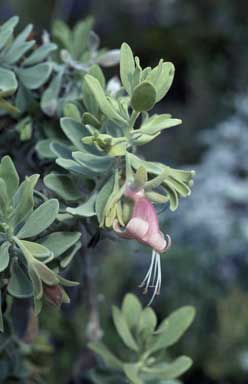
[139,250,162,305]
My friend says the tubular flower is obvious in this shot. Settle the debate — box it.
[113,185,171,304]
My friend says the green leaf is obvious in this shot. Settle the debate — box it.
[60,241,81,268]
[145,191,168,204]
[120,43,135,95]
[36,139,57,159]
[67,193,96,217]
[144,170,172,191]
[56,158,92,176]
[60,117,86,151]
[23,42,57,66]
[144,356,192,380]
[139,115,182,136]
[72,17,93,58]
[17,63,53,90]
[85,75,126,124]
[19,240,52,259]
[17,199,59,239]
[124,364,142,384]
[32,259,59,285]
[40,231,81,258]
[16,116,32,141]
[82,78,99,115]
[163,181,179,211]
[147,61,175,102]
[64,102,81,122]
[50,141,72,159]
[57,275,79,287]
[134,166,148,188]
[44,173,81,202]
[112,306,139,352]
[96,49,120,67]
[4,25,34,64]
[122,293,142,329]
[138,307,157,339]
[89,341,123,370]
[52,19,71,50]
[0,178,8,210]
[95,176,115,223]
[131,81,156,112]
[0,68,18,96]
[72,151,113,173]
[8,260,33,298]
[0,242,10,272]
[88,64,106,88]
[149,307,195,353]
[131,132,159,146]
[82,112,101,128]
[165,178,191,198]
[28,262,43,299]
[0,156,19,198]
[0,16,19,50]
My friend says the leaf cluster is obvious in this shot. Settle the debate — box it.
[0,156,80,329]
[89,294,195,384]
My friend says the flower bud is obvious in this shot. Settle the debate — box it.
[43,284,65,306]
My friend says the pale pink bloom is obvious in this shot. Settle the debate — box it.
[113,185,171,304]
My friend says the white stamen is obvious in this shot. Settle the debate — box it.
[139,250,162,305]
[139,250,155,293]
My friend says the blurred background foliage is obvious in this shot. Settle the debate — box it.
[0,0,248,383]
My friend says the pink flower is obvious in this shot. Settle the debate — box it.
[113,185,171,304]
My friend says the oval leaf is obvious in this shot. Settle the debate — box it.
[17,199,59,239]
[131,81,156,112]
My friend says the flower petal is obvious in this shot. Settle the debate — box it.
[148,233,171,253]
[126,217,149,239]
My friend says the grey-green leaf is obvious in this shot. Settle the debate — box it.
[89,341,123,370]
[85,75,126,124]
[144,356,192,380]
[40,231,81,258]
[0,16,19,51]
[32,259,59,285]
[147,62,175,102]
[120,42,135,95]
[41,70,63,116]
[60,117,86,150]
[0,156,19,198]
[17,199,59,239]
[44,173,81,202]
[19,240,52,259]
[138,307,157,339]
[140,115,182,136]
[67,194,96,217]
[18,63,53,90]
[23,43,57,66]
[123,364,142,384]
[95,176,115,223]
[8,260,33,298]
[0,68,18,96]
[11,174,39,227]
[149,306,195,353]
[122,293,142,329]
[0,242,10,272]
[112,306,139,352]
